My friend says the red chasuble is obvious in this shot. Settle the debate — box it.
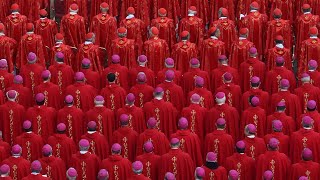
[225,153,256,180]
[151,17,176,50]
[15,0,47,22]
[241,88,269,111]
[0,101,25,145]
[179,16,204,47]
[0,0,9,23]
[266,112,296,135]
[158,81,185,112]
[108,38,136,69]
[50,42,75,66]
[240,107,267,138]
[158,149,195,180]
[157,68,182,85]
[47,133,77,164]
[236,0,267,20]
[119,0,149,25]
[15,132,44,162]
[152,0,180,24]
[39,156,66,180]
[136,153,160,180]
[264,132,290,155]
[136,129,169,156]
[0,139,10,157]
[100,154,132,180]
[128,66,155,88]
[180,0,208,23]
[21,174,50,180]
[116,105,145,133]
[102,63,129,90]
[7,84,32,109]
[171,41,198,73]
[211,65,239,91]
[34,18,58,50]
[0,35,17,73]
[19,63,45,96]
[305,70,320,87]
[81,132,109,160]
[120,18,146,54]
[1,156,30,180]
[130,83,154,108]
[299,37,320,74]
[269,0,293,22]
[216,83,242,112]
[294,83,320,113]
[48,64,74,95]
[100,84,126,112]
[266,46,292,71]
[0,90,4,105]
[265,19,292,52]
[299,111,320,132]
[210,19,237,52]
[81,68,101,90]
[187,87,214,109]
[68,152,101,180]
[264,66,296,94]
[242,136,266,160]
[76,43,102,72]
[229,38,254,69]
[0,146,8,162]
[0,70,13,92]
[34,82,63,109]
[5,13,27,43]
[182,68,210,94]
[204,130,234,167]
[60,13,86,48]
[201,166,228,180]
[64,0,87,23]
[290,160,320,180]
[209,0,235,21]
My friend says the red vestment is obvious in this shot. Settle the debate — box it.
[242,136,266,160]
[294,83,320,113]
[307,70,320,87]
[15,0,47,22]
[0,70,13,92]
[119,0,150,25]
[151,17,176,50]
[90,13,117,48]
[130,83,154,108]
[68,152,101,180]
[64,0,88,23]
[290,128,320,163]
[299,111,320,132]
[182,68,210,94]
[108,38,136,69]
[16,33,46,69]
[239,11,268,55]
[201,166,228,180]
[39,156,66,180]
[0,101,25,145]
[80,68,101,90]
[76,43,102,72]
[136,153,160,180]
[239,57,266,92]
[15,132,44,162]
[170,130,203,166]
[34,82,63,109]
[158,149,195,180]
[210,65,239,91]
[112,127,139,162]
[216,83,242,112]
[241,88,269,111]
[26,105,56,140]
[210,19,237,52]
[181,104,207,142]
[209,0,235,21]
[264,132,290,155]
[206,104,239,140]
[0,148,8,166]
[21,174,50,180]
[1,156,30,180]
[0,139,10,157]
[269,91,302,120]
[143,36,170,73]
[290,160,320,180]
[266,46,292,71]
[0,90,4,105]
[179,16,204,46]
[100,84,126,112]
[48,63,74,94]
[7,84,33,109]
[128,65,155,88]
[100,154,132,180]
[200,37,225,72]
[57,105,85,143]
[85,106,115,143]
[180,0,208,23]
[65,82,98,112]
[50,43,75,66]
[0,0,9,23]
[152,0,180,24]
[34,18,58,50]
[266,112,296,135]
[116,105,145,133]
[172,41,198,72]
[204,130,234,167]
[269,0,294,22]
[187,87,214,109]
[102,64,129,91]
[225,153,256,180]
[240,107,267,138]
[47,133,77,164]
[236,0,266,18]
[157,68,182,85]
[5,13,27,43]
[295,0,320,16]
[229,38,254,69]
[158,81,185,112]
[19,63,45,96]
[60,13,86,48]
[264,66,296,94]
[299,37,320,76]
[0,35,17,73]
[143,99,178,137]
[265,19,292,52]
[81,132,109,160]
[136,128,169,156]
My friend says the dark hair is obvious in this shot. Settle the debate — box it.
[36,100,45,106]
[236,147,245,153]
[107,73,116,82]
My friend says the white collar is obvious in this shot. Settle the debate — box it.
[304,12,311,14]
[12,12,19,15]
[31,172,40,175]
[69,12,77,15]
[247,135,255,138]
[126,14,134,19]
[0,33,5,36]
[88,131,96,134]
[188,14,195,17]
[250,10,258,12]
[239,37,246,40]
[219,17,227,19]
[276,44,284,48]
[210,36,218,39]
[310,36,318,39]
[80,151,88,154]
[26,32,34,35]
[84,41,92,45]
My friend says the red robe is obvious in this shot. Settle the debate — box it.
[266,112,296,135]
[15,0,47,22]
[200,37,225,72]
[64,0,88,23]
[242,136,266,160]
[209,0,235,21]
[264,66,296,94]
[255,151,291,180]
[90,13,117,48]
[299,37,320,74]
[48,63,74,94]
[180,0,208,23]
[182,68,210,94]
[15,132,44,162]
[143,99,178,137]
[68,152,101,180]
[157,68,182,85]
[60,13,86,48]
[225,153,256,180]
[100,154,132,180]
[0,101,25,145]
[65,82,98,112]
[19,63,45,96]
[80,68,101,90]
[179,16,204,46]
[112,127,139,162]
[181,104,207,142]
[34,82,63,109]
[265,19,292,52]
[26,106,56,140]
[143,36,170,73]
[0,69,13,92]
[7,84,33,109]
[187,87,214,109]
[239,11,268,55]
[206,104,239,140]
[266,46,292,70]
[0,35,17,73]
[241,88,269,111]
[307,70,320,87]
[34,18,58,50]
[299,111,320,132]
[229,38,254,69]
[0,0,9,23]
[136,128,169,156]
[5,13,27,43]
[290,128,320,163]
[0,146,8,163]
[81,132,109,160]
[152,0,180,24]
[76,43,102,72]
[50,43,75,66]
[57,105,85,143]
[172,41,198,72]
[295,0,320,17]
[236,0,266,18]
[216,83,242,112]
[136,153,161,180]
[204,130,234,167]
[170,130,203,166]
[21,174,50,180]
[108,38,136,69]
[269,0,294,22]
[128,65,155,88]
[201,166,228,180]
[158,81,185,112]
[0,90,4,105]
[47,133,77,164]
[210,19,237,52]
[16,33,46,69]
[239,57,266,93]
[119,0,150,25]
[85,106,115,143]
[130,83,154,108]
[116,105,145,133]
[0,139,11,157]
[240,107,267,138]
[39,156,66,180]
[151,17,176,50]
[100,84,126,112]
[269,91,302,120]
[290,160,320,180]
[264,132,290,155]
[1,156,30,180]
[294,83,320,113]
[158,149,195,180]
[102,64,129,91]
[210,65,239,91]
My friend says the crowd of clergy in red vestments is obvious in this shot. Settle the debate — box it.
[0,0,320,180]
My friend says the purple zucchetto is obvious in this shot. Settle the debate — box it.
[97,169,109,180]
[307,100,316,109]
[165,70,175,81]
[147,117,157,128]
[272,120,283,131]
[27,52,37,62]
[126,93,135,103]
[79,139,90,148]
[302,148,313,160]
[35,93,45,102]
[74,72,85,81]
[178,117,188,129]
[143,141,154,153]
[111,143,121,152]
[111,54,120,63]
[57,123,66,132]
[268,138,279,149]
[228,170,239,180]
[263,170,273,180]
[65,95,74,104]
[236,140,245,149]
[206,152,217,162]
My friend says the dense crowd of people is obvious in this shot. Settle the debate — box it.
[0,0,320,180]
